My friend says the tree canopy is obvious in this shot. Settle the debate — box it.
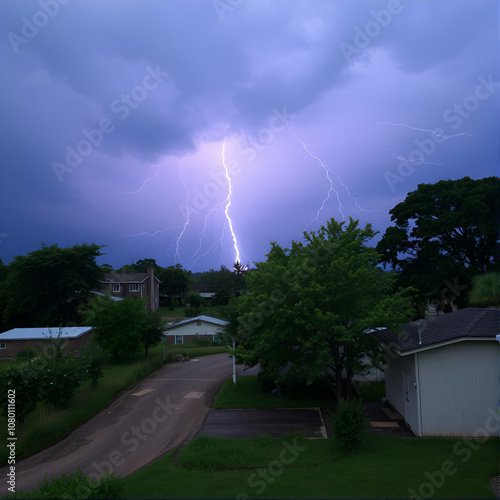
[1,243,104,328]
[231,218,412,400]
[83,295,163,360]
[376,176,500,309]
[157,264,190,299]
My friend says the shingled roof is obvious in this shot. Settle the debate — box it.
[373,307,500,355]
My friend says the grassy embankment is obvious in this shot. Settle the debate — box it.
[123,377,497,498]
[0,343,228,465]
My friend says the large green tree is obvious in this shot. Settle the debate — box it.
[376,176,500,310]
[157,264,190,300]
[2,243,104,328]
[83,295,148,361]
[231,218,412,400]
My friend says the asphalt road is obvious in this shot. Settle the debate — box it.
[200,408,328,438]
[0,353,234,496]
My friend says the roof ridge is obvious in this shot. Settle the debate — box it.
[462,310,488,335]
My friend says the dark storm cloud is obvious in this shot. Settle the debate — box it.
[0,0,497,270]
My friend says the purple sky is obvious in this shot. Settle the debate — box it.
[1,0,498,271]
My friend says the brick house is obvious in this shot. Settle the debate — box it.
[100,267,160,311]
[163,315,228,345]
[0,326,95,360]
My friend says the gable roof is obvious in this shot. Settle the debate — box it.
[373,308,500,355]
[164,315,228,331]
[102,273,160,284]
[0,327,94,340]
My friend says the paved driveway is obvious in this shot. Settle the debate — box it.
[199,408,328,438]
[0,353,234,496]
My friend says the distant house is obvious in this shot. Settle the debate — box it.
[163,315,228,345]
[188,284,216,302]
[100,267,160,311]
[373,308,500,437]
[0,327,95,359]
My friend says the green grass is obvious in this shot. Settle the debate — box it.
[213,375,332,409]
[358,381,385,402]
[0,345,227,465]
[123,432,498,498]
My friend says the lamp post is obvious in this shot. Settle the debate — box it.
[232,337,236,385]
[496,335,500,427]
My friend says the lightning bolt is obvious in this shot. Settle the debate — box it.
[119,162,163,195]
[375,145,443,166]
[175,160,190,265]
[222,138,241,264]
[285,125,374,229]
[368,122,473,140]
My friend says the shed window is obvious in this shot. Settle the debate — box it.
[0,343,5,349]
[175,335,183,345]
[112,283,120,292]
[129,283,140,292]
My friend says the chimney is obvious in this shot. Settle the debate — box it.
[148,267,155,311]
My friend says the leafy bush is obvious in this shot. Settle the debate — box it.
[330,398,368,454]
[192,334,213,347]
[0,362,40,421]
[4,468,124,499]
[0,345,106,421]
[15,349,37,361]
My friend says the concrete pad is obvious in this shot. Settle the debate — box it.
[382,407,403,420]
[370,421,400,428]
[200,408,327,438]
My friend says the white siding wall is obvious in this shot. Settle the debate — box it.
[417,340,499,437]
[385,354,420,435]
[164,320,223,338]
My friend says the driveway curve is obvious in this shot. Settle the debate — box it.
[0,353,233,496]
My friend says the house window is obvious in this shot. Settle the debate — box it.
[0,343,5,349]
[175,335,183,345]
[112,283,120,293]
[196,320,201,326]
[129,283,140,292]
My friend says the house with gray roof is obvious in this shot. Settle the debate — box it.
[0,326,95,359]
[373,308,500,437]
[163,315,228,345]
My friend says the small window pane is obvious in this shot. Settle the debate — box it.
[129,283,140,292]
[175,335,183,345]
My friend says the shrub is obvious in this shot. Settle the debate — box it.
[330,397,367,454]
[4,468,124,499]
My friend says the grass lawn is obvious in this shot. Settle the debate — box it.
[358,381,385,402]
[213,375,332,409]
[0,344,228,465]
[123,432,498,498]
